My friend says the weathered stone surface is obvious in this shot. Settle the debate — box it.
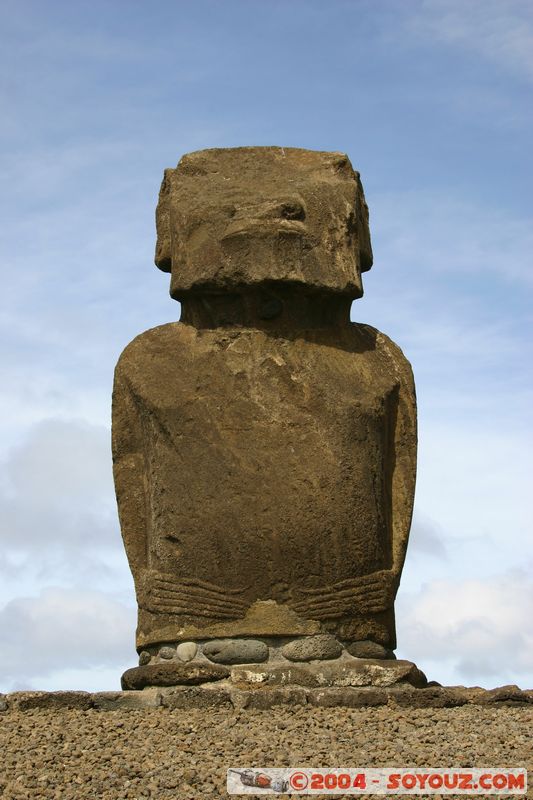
[8,691,93,711]
[92,689,161,710]
[308,687,388,707]
[176,642,198,662]
[1,685,529,712]
[203,639,268,664]
[158,646,175,660]
[161,686,232,709]
[444,685,486,704]
[347,640,395,660]
[121,662,229,690]
[232,664,318,688]
[386,686,470,708]
[113,146,417,670]
[282,634,342,662]
[136,601,320,649]
[138,650,151,665]
[235,687,308,709]
[231,659,427,689]
[480,685,532,705]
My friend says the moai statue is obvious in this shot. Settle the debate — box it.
[113,147,418,688]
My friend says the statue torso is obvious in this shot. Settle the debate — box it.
[115,321,402,605]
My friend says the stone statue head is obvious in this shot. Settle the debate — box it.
[155,146,373,302]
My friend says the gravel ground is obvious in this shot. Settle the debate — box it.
[1,705,531,800]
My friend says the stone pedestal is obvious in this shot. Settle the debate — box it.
[121,633,427,694]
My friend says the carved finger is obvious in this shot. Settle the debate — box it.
[153,584,248,611]
[154,575,248,600]
[298,575,382,594]
[151,589,247,616]
[291,596,382,618]
[150,601,243,619]
[292,586,385,612]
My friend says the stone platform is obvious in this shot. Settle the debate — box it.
[121,657,428,692]
[122,634,419,690]
[1,684,531,713]
[115,638,532,713]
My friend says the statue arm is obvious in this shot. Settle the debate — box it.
[290,334,417,619]
[387,340,417,583]
[112,364,149,590]
[361,339,417,609]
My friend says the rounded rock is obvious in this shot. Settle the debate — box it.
[282,634,343,662]
[159,646,176,660]
[347,640,395,660]
[138,650,152,666]
[121,662,229,690]
[177,642,198,662]
[203,639,269,665]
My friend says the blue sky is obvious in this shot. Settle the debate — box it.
[0,0,531,692]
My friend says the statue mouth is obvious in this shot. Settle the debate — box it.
[222,218,307,241]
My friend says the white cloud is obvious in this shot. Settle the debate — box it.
[0,418,133,596]
[0,420,137,692]
[397,569,533,686]
[5,418,112,504]
[0,587,136,692]
[0,418,117,550]
[407,0,533,82]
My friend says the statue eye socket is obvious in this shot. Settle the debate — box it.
[258,295,283,320]
[280,202,305,221]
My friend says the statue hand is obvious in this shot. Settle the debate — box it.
[290,569,398,619]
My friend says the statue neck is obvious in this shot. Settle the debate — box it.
[179,287,353,330]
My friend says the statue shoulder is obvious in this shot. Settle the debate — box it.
[115,322,194,376]
[351,322,415,388]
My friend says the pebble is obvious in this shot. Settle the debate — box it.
[347,640,395,659]
[0,705,529,799]
[282,634,343,661]
[158,646,175,660]
[176,642,198,662]
[203,638,268,664]
[138,651,151,666]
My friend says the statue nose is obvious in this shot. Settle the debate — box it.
[233,197,306,222]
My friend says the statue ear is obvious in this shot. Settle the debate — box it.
[357,179,373,273]
[154,168,174,272]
